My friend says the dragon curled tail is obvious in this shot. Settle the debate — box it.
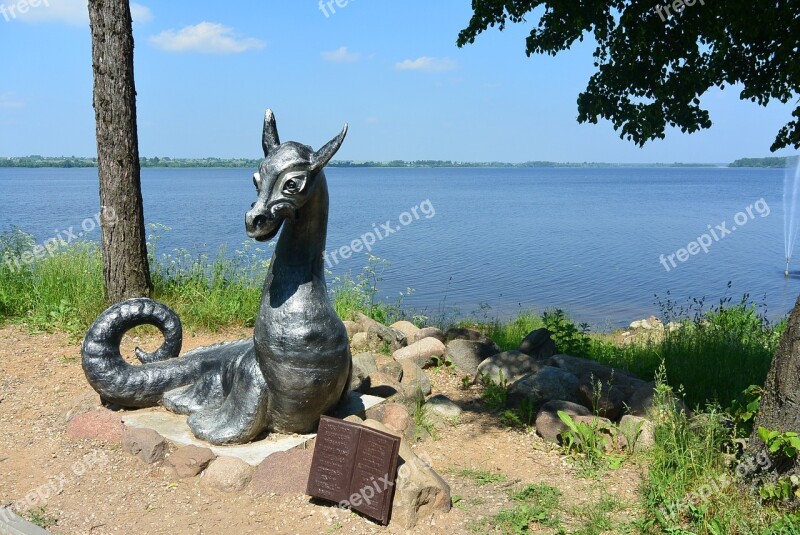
[81,298,245,408]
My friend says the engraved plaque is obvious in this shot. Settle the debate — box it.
[307,416,401,525]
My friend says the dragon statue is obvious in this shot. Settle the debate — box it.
[81,110,352,445]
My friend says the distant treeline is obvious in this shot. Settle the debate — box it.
[0,156,98,168]
[0,155,790,169]
[0,156,263,168]
[729,157,790,168]
[328,160,716,168]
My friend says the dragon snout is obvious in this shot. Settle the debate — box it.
[246,201,295,242]
[247,212,268,232]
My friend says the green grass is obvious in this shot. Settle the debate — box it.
[459,311,545,352]
[449,466,509,486]
[413,396,437,440]
[26,507,58,529]
[473,483,564,533]
[0,229,106,336]
[635,368,798,534]
[586,295,782,408]
[0,227,403,336]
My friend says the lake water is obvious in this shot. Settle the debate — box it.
[1,166,797,329]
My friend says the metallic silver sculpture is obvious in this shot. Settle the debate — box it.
[81,110,352,445]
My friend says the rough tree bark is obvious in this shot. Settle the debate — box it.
[88,0,151,301]
[748,294,800,481]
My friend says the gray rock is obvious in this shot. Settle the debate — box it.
[351,332,369,351]
[378,358,404,383]
[367,324,408,352]
[535,400,592,443]
[626,381,688,417]
[350,352,379,391]
[626,381,657,417]
[361,419,451,529]
[444,327,496,345]
[400,360,432,399]
[202,456,254,492]
[166,445,215,478]
[391,320,421,342]
[360,371,403,399]
[122,427,168,464]
[366,403,416,442]
[343,320,362,337]
[446,339,502,374]
[576,380,628,421]
[476,350,545,384]
[413,327,446,344]
[426,394,462,419]
[547,354,645,387]
[518,328,556,360]
[508,366,582,409]
[618,415,656,452]
[356,312,383,333]
[393,337,446,368]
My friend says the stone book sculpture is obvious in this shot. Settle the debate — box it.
[307,416,401,525]
[81,110,353,445]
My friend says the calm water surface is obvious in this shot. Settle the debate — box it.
[1,167,796,328]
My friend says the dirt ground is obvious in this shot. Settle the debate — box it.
[0,324,644,535]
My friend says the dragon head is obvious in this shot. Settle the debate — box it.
[245,109,347,242]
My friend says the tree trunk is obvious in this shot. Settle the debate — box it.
[88,0,151,301]
[748,294,800,481]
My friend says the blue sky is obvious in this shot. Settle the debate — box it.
[0,0,796,163]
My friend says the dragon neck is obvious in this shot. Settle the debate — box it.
[271,171,329,281]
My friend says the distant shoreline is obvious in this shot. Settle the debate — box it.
[0,156,789,169]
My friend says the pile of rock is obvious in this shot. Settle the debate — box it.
[628,315,680,332]
[472,327,674,451]
[347,316,665,454]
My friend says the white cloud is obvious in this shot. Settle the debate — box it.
[395,57,457,73]
[11,1,152,25]
[149,22,265,54]
[365,116,379,124]
[321,46,361,63]
[129,3,152,23]
[0,93,25,109]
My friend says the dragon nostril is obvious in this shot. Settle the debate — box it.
[253,214,267,229]
[251,202,256,209]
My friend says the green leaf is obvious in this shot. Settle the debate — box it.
[557,411,579,434]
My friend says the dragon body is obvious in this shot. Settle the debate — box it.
[81,110,351,445]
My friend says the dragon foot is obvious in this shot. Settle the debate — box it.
[184,346,270,445]
[162,339,252,415]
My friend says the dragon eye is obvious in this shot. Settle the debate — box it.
[282,172,307,194]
